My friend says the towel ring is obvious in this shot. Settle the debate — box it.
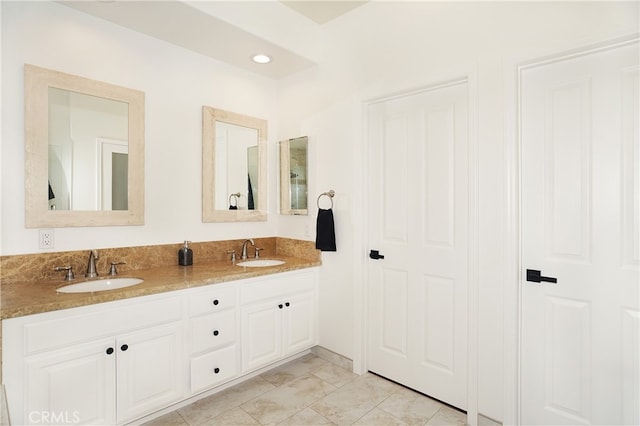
[229,192,241,207]
[317,190,335,209]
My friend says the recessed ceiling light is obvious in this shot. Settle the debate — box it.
[252,54,272,64]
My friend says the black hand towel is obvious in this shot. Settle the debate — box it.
[316,208,336,251]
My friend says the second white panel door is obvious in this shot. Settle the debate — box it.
[367,81,469,410]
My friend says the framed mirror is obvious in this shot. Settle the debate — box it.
[279,136,308,215]
[24,64,145,227]
[202,107,267,222]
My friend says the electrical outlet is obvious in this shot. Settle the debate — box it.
[39,229,55,249]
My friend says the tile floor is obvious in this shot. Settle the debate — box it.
[143,353,467,426]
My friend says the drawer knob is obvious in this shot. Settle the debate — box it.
[120,344,129,351]
[213,299,220,306]
[106,347,114,355]
[213,367,220,374]
[278,304,283,309]
[213,330,219,336]
[285,302,290,307]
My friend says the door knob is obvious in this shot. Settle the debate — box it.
[369,250,385,260]
[526,269,557,284]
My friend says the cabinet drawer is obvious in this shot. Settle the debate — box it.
[190,310,236,354]
[189,285,236,317]
[240,271,316,305]
[190,345,238,393]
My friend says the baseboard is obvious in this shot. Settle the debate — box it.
[478,413,502,425]
[310,345,353,371]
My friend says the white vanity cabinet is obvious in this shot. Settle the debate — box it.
[3,295,186,425]
[240,270,318,372]
[3,267,319,425]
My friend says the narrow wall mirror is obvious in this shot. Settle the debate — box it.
[24,64,145,227]
[279,136,308,215]
[202,107,267,222]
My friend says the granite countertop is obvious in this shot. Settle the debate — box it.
[1,256,320,320]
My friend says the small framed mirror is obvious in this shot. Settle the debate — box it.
[279,136,308,215]
[202,107,267,222]
[24,64,145,227]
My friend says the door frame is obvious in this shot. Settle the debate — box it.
[503,33,639,425]
[356,65,480,425]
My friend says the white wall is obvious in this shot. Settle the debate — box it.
[275,2,638,421]
[1,1,280,255]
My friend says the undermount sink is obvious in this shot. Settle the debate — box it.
[236,259,285,267]
[57,277,143,293]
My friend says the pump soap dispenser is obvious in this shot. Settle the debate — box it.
[178,240,193,266]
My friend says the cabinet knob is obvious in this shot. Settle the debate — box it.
[213,330,219,336]
[106,347,114,355]
[213,367,220,374]
[278,304,283,309]
[213,299,219,306]
[285,302,290,307]
[120,344,129,351]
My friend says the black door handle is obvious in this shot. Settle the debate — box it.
[526,269,557,284]
[369,250,385,260]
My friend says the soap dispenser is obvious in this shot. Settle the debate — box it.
[178,240,193,266]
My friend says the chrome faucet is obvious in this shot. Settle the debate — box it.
[241,239,255,260]
[85,250,99,278]
[55,265,75,281]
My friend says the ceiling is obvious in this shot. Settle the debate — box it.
[58,1,368,79]
[280,1,368,25]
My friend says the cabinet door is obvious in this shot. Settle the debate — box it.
[241,300,282,372]
[116,322,185,424]
[282,291,317,356]
[25,338,116,426]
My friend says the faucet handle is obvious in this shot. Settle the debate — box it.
[227,250,236,263]
[55,266,75,281]
[254,247,263,259]
[109,261,126,276]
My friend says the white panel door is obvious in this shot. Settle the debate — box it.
[521,40,639,425]
[367,82,469,410]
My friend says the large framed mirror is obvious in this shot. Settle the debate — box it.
[24,64,145,227]
[279,136,308,215]
[202,107,267,222]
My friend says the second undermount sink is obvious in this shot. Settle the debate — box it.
[236,259,285,267]
[57,277,143,293]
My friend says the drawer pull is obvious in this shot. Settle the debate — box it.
[278,304,283,309]
[213,330,219,336]
[212,299,220,306]
[106,347,114,355]
[120,344,128,352]
[285,302,290,307]
[213,367,220,374]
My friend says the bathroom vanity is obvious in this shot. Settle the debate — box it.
[2,262,319,425]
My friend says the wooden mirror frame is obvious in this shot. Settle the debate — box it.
[24,64,145,227]
[202,107,267,222]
